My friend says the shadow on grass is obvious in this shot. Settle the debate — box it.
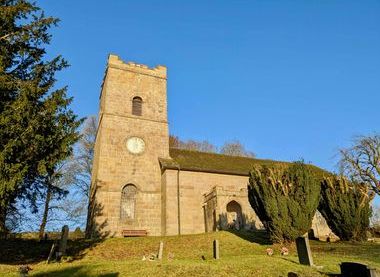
[226,229,272,245]
[1,191,111,265]
[0,238,104,265]
[310,241,380,266]
[32,265,119,277]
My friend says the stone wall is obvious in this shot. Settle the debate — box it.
[89,55,169,237]
[162,168,333,239]
[162,169,259,235]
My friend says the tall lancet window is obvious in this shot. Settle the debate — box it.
[132,96,142,116]
[120,184,137,220]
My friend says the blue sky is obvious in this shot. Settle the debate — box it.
[39,0,380,173]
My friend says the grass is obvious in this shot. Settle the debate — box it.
[0,231,379,276]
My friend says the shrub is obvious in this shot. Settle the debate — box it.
[319,176,373,241]
[248,161,321,243]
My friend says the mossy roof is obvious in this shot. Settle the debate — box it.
[159,148,329,178]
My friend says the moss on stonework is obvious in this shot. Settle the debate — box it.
[160,148,329,179]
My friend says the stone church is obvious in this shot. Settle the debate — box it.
[86,54,333,239]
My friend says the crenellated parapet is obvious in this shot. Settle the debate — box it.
[107,54,167,79]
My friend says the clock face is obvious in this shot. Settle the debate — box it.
[126,137,145,154]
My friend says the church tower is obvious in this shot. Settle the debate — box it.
[87,54,169,237]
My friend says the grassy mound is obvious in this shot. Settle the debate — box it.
[0,231,379,276]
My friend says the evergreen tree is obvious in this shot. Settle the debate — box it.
[248,162,321,243]
[0,0,82,233]
[319,176,373,241]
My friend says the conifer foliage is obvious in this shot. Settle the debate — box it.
[319,176,373,241]
[0,0,82,233]
[248,162,321,243]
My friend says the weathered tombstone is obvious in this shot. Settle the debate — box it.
[213,239,220,259]
[157,241,164,260]
[57,225,69,259]
[340,262,378,277]
[18,265,31,277]
[295,234,313,266]
[46,242,56,264]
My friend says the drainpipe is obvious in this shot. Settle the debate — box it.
[176,165,181,235]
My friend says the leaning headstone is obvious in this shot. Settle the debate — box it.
[213,239,220,259]
[57,225,69,259]
[295,234,313,266]
[340,262,378,277]
[157,241,164,260]
[46,242,56,264]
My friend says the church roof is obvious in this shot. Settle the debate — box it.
[159,148,328,177]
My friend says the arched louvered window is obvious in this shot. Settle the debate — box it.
[132,96,142,116]
[120,184,137,220]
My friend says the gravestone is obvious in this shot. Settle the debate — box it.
[18,265,31,277]
[340,262,377,277]
[295,234,313,266]
[46,242,56,264]
[157,241,164,260]
[213,239,220,259]
[57,225,69,258]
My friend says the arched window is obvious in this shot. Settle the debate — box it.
[120,184,137,220]
[132,96,142,116]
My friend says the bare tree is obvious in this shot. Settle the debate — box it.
[169,135,181,148]
[220,140,255,158]
[69,115,97,197]
[38,165,70,239]
[339,134,380,195]
[37,116,97,236]
[169,135,256,157]
[169,135,217,153]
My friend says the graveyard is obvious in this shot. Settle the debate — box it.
[0,230,379,276]
[1,1,379,276]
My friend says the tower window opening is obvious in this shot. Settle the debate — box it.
[132,96,142,116]
[120,184,137,220]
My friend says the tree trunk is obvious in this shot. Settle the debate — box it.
[0,207,7,237]
[39,183,52,240]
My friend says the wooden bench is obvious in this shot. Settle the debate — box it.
[122,230,148,237]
